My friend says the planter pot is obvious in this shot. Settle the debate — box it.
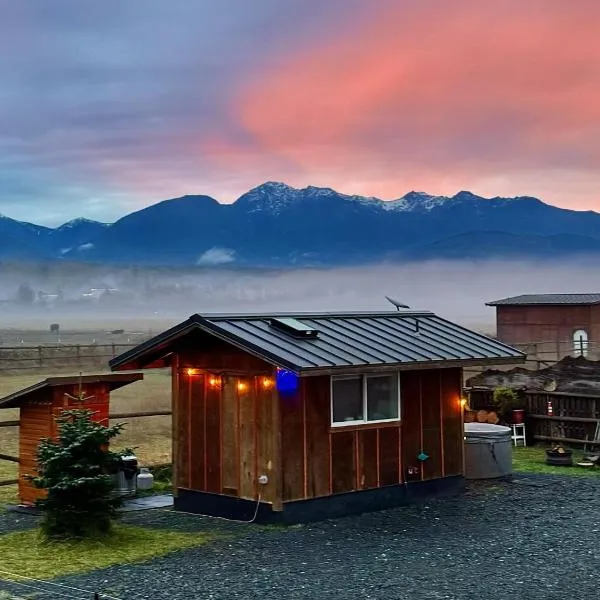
[546,449,573,466]
[511,409,525,424]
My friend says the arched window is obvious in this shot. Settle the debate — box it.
[573,329,589,357]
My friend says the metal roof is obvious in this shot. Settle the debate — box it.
[109,311,524,374]
[0,373,144,409]
[487,294,600,306]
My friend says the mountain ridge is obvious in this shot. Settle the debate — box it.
[2,182,599,266]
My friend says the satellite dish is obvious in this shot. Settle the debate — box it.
[385,296,411,311]
[543,379,558,392]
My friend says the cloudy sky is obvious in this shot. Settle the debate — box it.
[1,0,599,226]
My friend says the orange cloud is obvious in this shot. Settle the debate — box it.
[221,0,600,208]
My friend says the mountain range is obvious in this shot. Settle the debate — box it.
[3,182,600,267]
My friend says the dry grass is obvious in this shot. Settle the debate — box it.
[0,369,172,504]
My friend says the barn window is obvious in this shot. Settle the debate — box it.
[331,373,400,426]
[573,329,589,357]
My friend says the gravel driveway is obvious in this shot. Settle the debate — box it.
[2,474,600,600]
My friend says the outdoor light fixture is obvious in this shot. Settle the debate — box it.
[237,381,248,393]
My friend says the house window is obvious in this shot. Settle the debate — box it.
[331,373,400,426]
[573,329,589,357]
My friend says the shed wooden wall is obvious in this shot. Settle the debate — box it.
[174,337,281,506]
[496,305,598,360]
[19,383,111,504]
[280,368,464,502]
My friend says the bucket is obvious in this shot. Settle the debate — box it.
[511,409,525,424]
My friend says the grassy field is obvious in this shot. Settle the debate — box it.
[0,369,172,505]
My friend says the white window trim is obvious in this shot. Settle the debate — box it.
[330,372,401,427]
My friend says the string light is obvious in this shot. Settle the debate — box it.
[237,381,248,393]
[208,376,221,387]
[261,377,274,389]
[459,398,467,408]
[186,368,199,376]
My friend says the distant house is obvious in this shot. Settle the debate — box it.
[110,310,523,524]
[487,294,600,363]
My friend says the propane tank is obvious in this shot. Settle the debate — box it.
[136,467,154,491]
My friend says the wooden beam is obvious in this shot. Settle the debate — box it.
[109,410,172,419]
[0,453,19,463]
[533,435,591,445]
[0,479,18,487]
[528,414,598,424]
[0,420,19,428]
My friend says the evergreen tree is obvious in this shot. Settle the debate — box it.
[31,409,126,540]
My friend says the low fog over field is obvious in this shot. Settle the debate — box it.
[2,259,600,334]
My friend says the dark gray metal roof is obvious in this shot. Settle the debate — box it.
[487,294,600,306]
[110,311,524,374]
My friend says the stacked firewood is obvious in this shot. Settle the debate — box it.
[464,408,499,425]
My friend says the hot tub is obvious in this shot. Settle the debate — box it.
[464,422,512,479]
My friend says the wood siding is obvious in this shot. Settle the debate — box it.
[173,335,465,508]
[174,347,281,506]
[279,368,464,502]
[19,383,111,504]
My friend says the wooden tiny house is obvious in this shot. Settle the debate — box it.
[487,294,600,362]
[110,311,524,523]
[0,373,143,504]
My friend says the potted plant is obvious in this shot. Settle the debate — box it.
[492,387,524,424]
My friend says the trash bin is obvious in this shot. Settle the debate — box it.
[114,454,138,497]
[464,423,512,479]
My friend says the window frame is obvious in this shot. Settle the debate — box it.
[573,329,589,357]
[330,372,401,427]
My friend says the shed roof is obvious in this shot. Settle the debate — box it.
[109,311,524,375]
[0,372,144,409]
[487,294,600,306]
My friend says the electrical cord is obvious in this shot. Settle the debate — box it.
[0,568,125,600]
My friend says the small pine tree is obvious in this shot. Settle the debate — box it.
[31,409,126,540]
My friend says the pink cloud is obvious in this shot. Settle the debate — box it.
[210,0,600,208]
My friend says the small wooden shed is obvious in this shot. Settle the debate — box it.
[110,310,523,523]
[0,373,143,504]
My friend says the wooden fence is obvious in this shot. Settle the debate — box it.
[467,388,600,445]
[0,343,138,373]
[0,410,172,488]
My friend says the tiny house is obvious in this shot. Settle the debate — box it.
[110,310,523,523]
[0,373,143,504]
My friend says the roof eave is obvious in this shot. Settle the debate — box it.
[297,355,526,377]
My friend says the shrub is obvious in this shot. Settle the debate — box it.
[31,409,126,540]
[492,387,521,420]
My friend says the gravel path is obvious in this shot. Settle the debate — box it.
[2,474,600,599]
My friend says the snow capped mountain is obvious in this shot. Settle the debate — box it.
[1,182,600,266]
[55,217,110,231]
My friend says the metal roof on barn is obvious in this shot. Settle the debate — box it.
[487,293,600,306]
[109,311,524,374]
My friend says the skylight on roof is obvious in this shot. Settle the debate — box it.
[269,317,319,339]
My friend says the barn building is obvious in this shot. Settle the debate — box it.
[487,294,600,362]
[110,310,524,523]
